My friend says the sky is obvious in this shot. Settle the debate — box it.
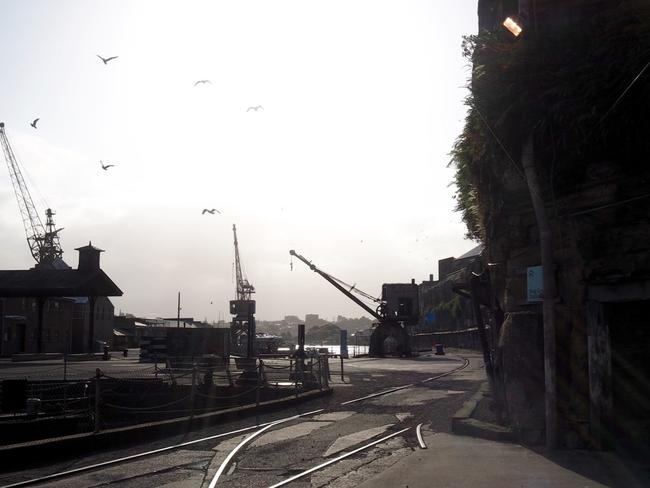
[0,0,478,321]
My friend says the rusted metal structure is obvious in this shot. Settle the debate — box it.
[289,250,415,357]
[0,122,66,269]
[230,224,256,358]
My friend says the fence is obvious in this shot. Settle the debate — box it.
[0,354,330,444]
[429,327,482,350]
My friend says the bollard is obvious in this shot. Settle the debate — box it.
[340,355,345,383]
[317,355,323,391]
[94,368,101,433]
[256,359,262,408]
[190,364,197,419]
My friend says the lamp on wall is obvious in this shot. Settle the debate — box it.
[503,16,523,37]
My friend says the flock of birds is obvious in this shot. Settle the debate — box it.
[25,53,267,216]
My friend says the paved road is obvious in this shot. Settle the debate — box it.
[0,350,485,488]
[0,349,154,380]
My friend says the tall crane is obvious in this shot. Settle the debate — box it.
[230,224,256,357]
[289,249,412,357]
[0,122,65,268]
[233,224,255,300]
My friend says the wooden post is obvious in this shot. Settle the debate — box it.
[470,274,495,381]
[94,368,101,433]
[522,134,557,449]
[256,358,262,408]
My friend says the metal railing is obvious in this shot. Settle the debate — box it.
[0,354,331,441]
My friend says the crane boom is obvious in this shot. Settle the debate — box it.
[0,122,63,266]
[233,224,255,300]
[289,249,383,321]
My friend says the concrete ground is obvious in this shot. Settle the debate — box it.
[0,350,483,487]
[356,432,649,488]
[2,350,648,487]
[0,348,153,380]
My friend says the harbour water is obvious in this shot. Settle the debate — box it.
[278,344,369,356]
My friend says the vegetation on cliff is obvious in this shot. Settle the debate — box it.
[450,1,650,240]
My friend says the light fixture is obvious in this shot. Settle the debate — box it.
[503,16,523,37]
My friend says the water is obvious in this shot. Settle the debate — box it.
[305,344,369,356]
[276,344,369,356]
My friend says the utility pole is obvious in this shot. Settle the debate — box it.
[177,291,181,328]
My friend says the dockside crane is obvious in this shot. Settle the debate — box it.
[0,122,66,268]
[289,249,412,357]
[230,224,256,357]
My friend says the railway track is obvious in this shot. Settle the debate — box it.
[1,356,471,488]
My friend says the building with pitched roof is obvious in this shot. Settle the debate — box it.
[0,243,122,356]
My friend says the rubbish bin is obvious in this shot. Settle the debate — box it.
[435,343,445,355]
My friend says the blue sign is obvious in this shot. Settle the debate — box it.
[340,329,349,359]
[527,266,543,302]
[424,311,436,325]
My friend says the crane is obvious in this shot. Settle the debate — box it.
[233,224,255,300]
[0,122,66,268]
[289,249,411,357]
[230,224,256,357]
[289,249,385,321]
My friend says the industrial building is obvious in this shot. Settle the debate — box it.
[0,244,122,356]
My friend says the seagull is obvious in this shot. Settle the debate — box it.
[30,118,39,129]
[97,55,119,65]
[246,105,264,112]
[100,161,115,170]
[202,208,221,215]
[194,80,212,86]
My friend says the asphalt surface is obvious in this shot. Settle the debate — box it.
[0,349,485,488]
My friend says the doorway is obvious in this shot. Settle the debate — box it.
[604,300,650,458]
[15,323,26,353]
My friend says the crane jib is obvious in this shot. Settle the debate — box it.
[289,249,384,321]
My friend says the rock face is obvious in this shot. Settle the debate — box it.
[485,159,650,449]
[496,312,545,445]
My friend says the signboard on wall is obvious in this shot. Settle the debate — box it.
[527,266,543,302]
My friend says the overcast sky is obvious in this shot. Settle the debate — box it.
[0,0,478,321]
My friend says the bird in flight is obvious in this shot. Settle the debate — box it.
[97,55,119,65]
[246,105,264,112]
[100,161,115,170]
[202,208,221,215]
[194,80,212,86]
[30,118,39,129]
